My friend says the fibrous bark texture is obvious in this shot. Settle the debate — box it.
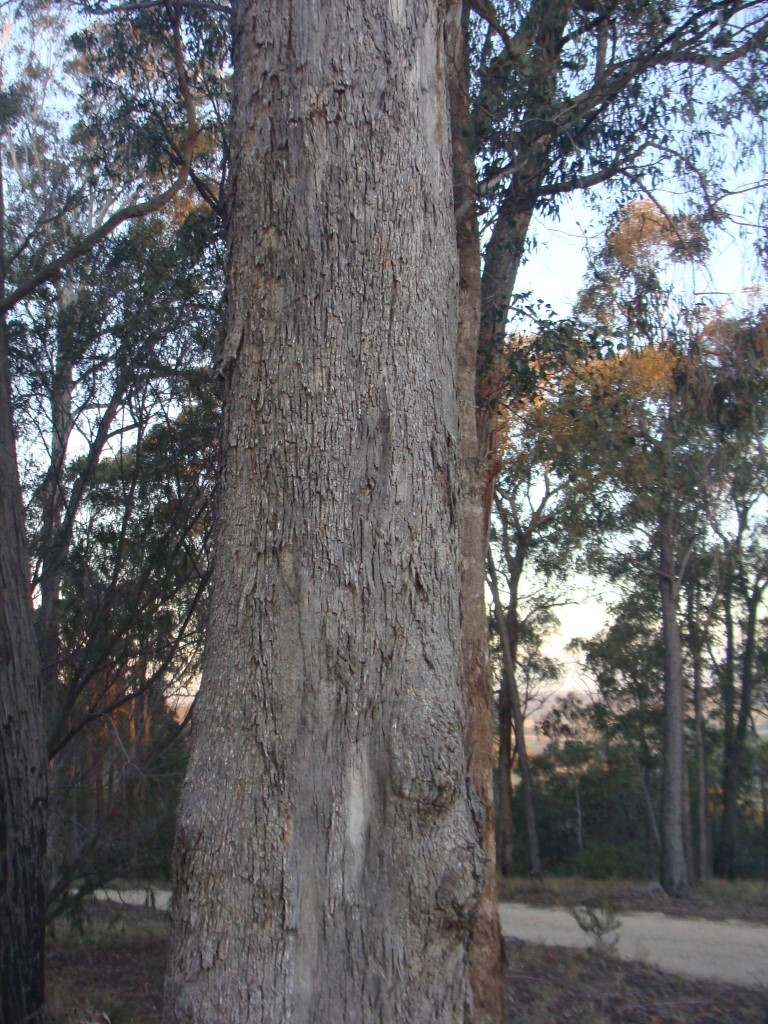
[447,4,505,1020]
[163,2,483,1022]
[0,316,47,1024]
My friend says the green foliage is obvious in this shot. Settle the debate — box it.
[570,843,654,882]
[0,3,227,904]
[70,1,229,200]
[469,0,768,224]
[519,736,660,878]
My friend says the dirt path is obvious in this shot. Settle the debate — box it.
[94,889,767,990]
[498,902,768,989]
[95,887,172,911]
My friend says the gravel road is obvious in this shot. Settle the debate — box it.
[93,889,767,989]
[498,902,768,989]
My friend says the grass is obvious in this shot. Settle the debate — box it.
[699,877,768,907]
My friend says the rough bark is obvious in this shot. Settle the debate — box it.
[658,520,689,899]
[447,4,505,1021]
[164,2,483,1021]
[0,328,47,1023]
[0,135,47,1024]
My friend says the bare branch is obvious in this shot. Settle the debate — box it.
[468,0,514,54]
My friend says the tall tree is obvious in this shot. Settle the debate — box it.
[0,217,47,1024]
[487,431,576,877]
[449,0,768,974]
[707,310,768,877]
[164,2,482,1022]
[447,6,505,1016]
[0,3,206,1016]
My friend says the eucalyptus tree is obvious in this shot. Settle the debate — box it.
[164,1,484,1020]
[12,194,224,906]
[539,310,768,882]
[45,383,218,910]
[549,199,767,895]
[450,0,768,973]
[0,3,223,1018]
[704,309,768,878]
[486,394,586,876]
[462,0,768,447]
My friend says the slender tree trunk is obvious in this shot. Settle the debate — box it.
[496,663,515,875]
[488,556,542,878]
[658,521,688,898]
[715,581,763,879]
[683,750,695,883]
[692,669,710,882]
[37,300,76,702]
[714,569,736,877]
[446,5,505,1021]
[687,585,710,882]
[474,2,575,469]
[640,766,661,854]
[36,316,75,890]
[756,723,768,879]
[0,146,47,1024]
[164,3,483,1021]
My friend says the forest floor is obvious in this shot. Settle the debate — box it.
[45,881,768,1024]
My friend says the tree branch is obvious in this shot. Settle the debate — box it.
[0,8,198,314]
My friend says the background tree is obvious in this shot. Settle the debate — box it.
[573,587,667,860]
[0,2,223,1017]
[522,199,768,894]
[450,0,768,961]
[487,396,582,876]
[704,309,768,877]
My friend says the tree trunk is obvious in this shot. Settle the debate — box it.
[687,585,710,883]
[447,4,505,1020]
[0,147,47,1024]
[658,521,688,898]
[164,2,483,1021]
[714,569,737,877]
[715,580,763,879]
[639,765,661,854]
[496,663,515,875]
[474,1,575,469]
[756,723,768,879]
[487,556,542,878]
[683,749,695,883]
[573,776,583,852]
